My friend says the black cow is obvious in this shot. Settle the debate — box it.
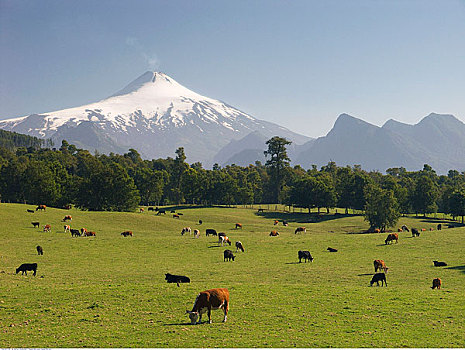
[36,246,43,255]
[206,229,217,236]
[31,222,40,228]
[16,263,37,276]
[223,249,235,262]
[70,229,81,237]
[411,228,420,237]
[370,273,387,286]
[298,250,313,263]
[165,273,190,287]
[327,247,338,252]
[148,207,155,211]
[156,210,166,215]
[437,224,442,230]
[433,261,447,267]
[198,219,203,225]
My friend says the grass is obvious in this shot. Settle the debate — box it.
[0,203,464,347]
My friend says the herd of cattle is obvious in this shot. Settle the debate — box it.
[16,205,449,325]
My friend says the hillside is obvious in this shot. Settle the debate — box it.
[0,129,52,151]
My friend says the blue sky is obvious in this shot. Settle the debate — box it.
[1,0,464,138]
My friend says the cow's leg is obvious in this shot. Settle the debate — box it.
[222,302,228,322]
[207,307,212,324]
[33,270,36,276]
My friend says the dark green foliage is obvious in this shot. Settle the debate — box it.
[0,129,52,150]
[364,184,400,231]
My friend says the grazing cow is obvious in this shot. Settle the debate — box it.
[219,236,232,246]
[36,246,43,255]
[171,210,176,213]
[235,241,245,252]
[283,221,289,226]
[181,227,192,235]
[431,278,442,289]
[70,229,81,237]
[64,225,70,233]
[411,228,420,237]
[257,208,265,213]
[148,207,155,211]
[43,224,51,232]
[295,227,306,234]
[32,222,40,228]
[121,231,133,237]
[374,259,389,273]
[397,228,403,232]
[36,205,46,211]
[327,247,338,252]
[173,214,180,219]
[433,261,447,267]
[165,273,190,287]
[437,224,442,230]
[156,210,166,215]
[16,263,37,276]
[385,233,398,245]
[370,273,387,286]
[62,215,72,222]
[139,208,144,213]
[373,228,381,233]
[193,229,200,238]
[206,229,217,237]
[198,219,203,225]
[223,250,235,261]
[298,250,313,263]
[64,204,72,210]
[218,232,226,238]
[274,220,279,225]
[186,288,229,324]
[81,228,87,236]
[421,228,426,232]
[235,223,242,229]
[85,231,96,236]
[27,209,35,213]
[269,230,279,236]
[401,225,409,232]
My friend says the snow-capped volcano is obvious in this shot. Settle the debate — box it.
[0,71,309,165]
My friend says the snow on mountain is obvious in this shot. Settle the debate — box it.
[0,71,310,166]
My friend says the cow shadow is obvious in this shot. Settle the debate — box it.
[357,273,373,276]
[445,265,465,274]
[284,262,301,265]
[162,322,193,326]
[255,211,356,224]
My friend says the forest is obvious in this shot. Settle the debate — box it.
[0,134,464,227]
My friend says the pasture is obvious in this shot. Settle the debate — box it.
[0,203,464,347]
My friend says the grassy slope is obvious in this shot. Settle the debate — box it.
[0,203,464,347]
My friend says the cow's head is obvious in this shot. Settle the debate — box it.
[186,310,199,324]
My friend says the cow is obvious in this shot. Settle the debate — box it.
[198,219,203,225]
[274,220,279,225]
[27,209,35,213]
[298,250,313,263]
[177,213,184,216]
[121,231,133,237]
[269,230,279,236]
[170,210,176,213]
[156,209,166,215]
[433,261,447,267]
[64,225,70,233]
[16,263,37,276]
[283,221,289,226]
[437,224,442,230]
[235,223,242,229]
[219,236,232,246]
[43,224,51,232]
[148,207,155,211]
[385,233,398,245]
[401,225,409,232]
[139,208,144,213]
[70,229,81,237]
[421,228,426,232]
[206,229,217,237]
[181,227,191,235]
[31,222,40,228]
[85,231,96,236]
[186,288,229,324]
[235,241,245,252]
[81,228,87,236]
[370,273,387,286]
[374,259,389,273]
[36,246,43,255]
[62,215,72,222]
[218,232,226,238]
[36,205,46,211]
[64,204,72,210]
[165,273,190,287]
[431,278,442,289]
[193,229,200,238]
[397,228,403,232]
[295,227,306,234]
[373,228,381,233]
[173,214,180,219]
[257,208,265,213]
[223,249,235,261]
[411,228,420,237]
[327,247,338,252]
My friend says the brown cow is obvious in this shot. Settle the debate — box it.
[121,231,133,237]
[273,220,279,225]
[173,214,180,219]
[85,231,96,236]
[235,223,242,229]
[373,259,389,273]
[36,205,46,211]
[269,230,279,236]
[186,288,229,324]
[397,228,403,232]
[81,228,87,236]
[62,215,72,222]
[431,278,442,289]
[64,225,70,232]
[139,208,144,213]
[295,227,306,234]
[193,229,200,238]
[385,233,398,244]
[43,224,51,232]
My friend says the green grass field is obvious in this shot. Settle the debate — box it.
[1,203,464,347]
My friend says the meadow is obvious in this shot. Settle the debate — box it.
[0,203,464,348]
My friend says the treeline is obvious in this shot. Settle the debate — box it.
[0,137,464,224]
[0,129,53,151]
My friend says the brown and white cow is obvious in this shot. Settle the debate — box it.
[173,214,180,219]
[64,225,70,233]
[121,231,133,237]
[273,220,279,225]
[43,224,51,232]
[295,227,306,234]
[219,236,232,246]
[373,259,389,273]
[235,241,245,252]
[269,230,279,236]
[36,204,46,211]
[431,278,442,290]
[181,227,191,235]
[193,229,200,238]
[186,288,229,324]
[139,208,145,213]
[385,233,398,245]
[235,223,242,229]
[62,215,72,222]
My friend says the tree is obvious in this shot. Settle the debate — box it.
[448,190,465,223]
[364,185,400,231]
[411,175,438,216]
[169,147,188,204]
[264,136,292,203]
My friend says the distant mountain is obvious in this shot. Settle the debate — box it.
[296,113,465,174]
[0,71,310,166]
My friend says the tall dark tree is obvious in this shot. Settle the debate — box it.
[411,175,438,216]
[364,184,400,231]
[264,136,292,203]
[448,190,465,223]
